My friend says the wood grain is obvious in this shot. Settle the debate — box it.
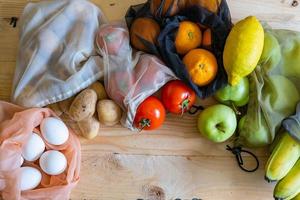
[0,0,299,199]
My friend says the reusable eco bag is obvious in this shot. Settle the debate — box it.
[12,0,106,108]
[283,102,300,143]
[97,23,177,130]
[126,0,232,98]
[0,101,81,200]
[237,29,300,148]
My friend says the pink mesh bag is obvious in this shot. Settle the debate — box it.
[0,101,81,200]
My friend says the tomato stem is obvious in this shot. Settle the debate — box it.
[138,118,151,131]
[180,98,190,116]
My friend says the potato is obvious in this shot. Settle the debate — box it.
[47,103,63,116]
[88,81,107,100]
[58,96,75,113]
[69,89,97,122]
[77,116,100,139]
[97,99,122,126]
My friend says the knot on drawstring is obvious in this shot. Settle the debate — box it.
[10,17,18,28]
[226,145,259,173]
[188,105,204,115]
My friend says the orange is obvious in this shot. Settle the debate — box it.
[202,28,212,47]
[130,18,160,52]
[183,48,218,86]
[186,0,221,13]
[175,21,202,55]
[150,0,180,17]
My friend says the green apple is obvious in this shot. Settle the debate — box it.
[259,32,281,72]
[215,77,249,107]
[197,104,237,143]
[263,75,299,116]
[237,115,271,148]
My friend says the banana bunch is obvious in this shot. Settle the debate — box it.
[265,131,300,200]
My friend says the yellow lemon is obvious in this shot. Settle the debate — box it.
[223,16,264,85]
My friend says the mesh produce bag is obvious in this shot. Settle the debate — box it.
[0,101,81,200]
[125,0,232,98]
[237,29,300,148]
[12,0,106,107]
[96,23,177,130]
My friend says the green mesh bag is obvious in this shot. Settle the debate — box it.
[237,28,300,148]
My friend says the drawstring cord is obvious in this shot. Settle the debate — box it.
[188,105,204,115]
[226,145,259,173]
[10,17,18,28]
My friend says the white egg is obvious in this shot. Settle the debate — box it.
[41,117,69,145]
[20,167,42,191]
[22,133,45,162]
[19,156,24,166]
[39,150,67,175]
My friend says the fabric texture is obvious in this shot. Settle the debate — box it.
[125,0,232,98]
[237,29,300,147]
[0,101,81,200]
[97,23,177,130]
[12,0,106,108]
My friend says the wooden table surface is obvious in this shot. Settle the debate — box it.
[1,0,300,199]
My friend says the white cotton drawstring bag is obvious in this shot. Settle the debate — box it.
[12,0,106,107]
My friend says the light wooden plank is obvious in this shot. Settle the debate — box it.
[0,62,15,101]
[71,152,273,200]
[0,1,295,199]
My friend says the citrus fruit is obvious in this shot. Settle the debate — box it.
[223,16,264,85]
[175,21,202,55]
[183,48,218,86]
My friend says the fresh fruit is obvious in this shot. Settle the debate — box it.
[238,115,271,148]
[161,80,196,114]
[292,193,300,200]
[259,31,281,72]
[107,70,135,107]
[175,21,202,55]
[130,18,160,52]
[274,159,300,200]
[150,0,180,17]
[223,16,264,86]
[185,0,221,13]
[202,29,212,47]
[197,104,237,143]
[262,75,299,117]
[215,77,249,107]
[134,96,166,130]
[281,34,300,78]
[96,24,127,55]
[183,48,218,86]
[265,132,300,182]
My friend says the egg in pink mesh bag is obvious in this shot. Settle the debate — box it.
[0,101,81,200]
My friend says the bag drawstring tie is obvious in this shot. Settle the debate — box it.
[226,145,259,173]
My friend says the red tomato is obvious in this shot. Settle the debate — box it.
[107,70,135,108]
[161,80,196,114]
[134,96,166,130]
[96,24,128,55]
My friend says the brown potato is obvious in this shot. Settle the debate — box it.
[88,81,107,100]
[47,103,63,116]
[97,99,122,126]
[69,89,97,122]
[58,96,75,113]
[77,116,100,139]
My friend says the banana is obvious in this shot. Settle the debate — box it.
[265,132,300,182]
[274,159,300,200]
[292,193,300,200]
